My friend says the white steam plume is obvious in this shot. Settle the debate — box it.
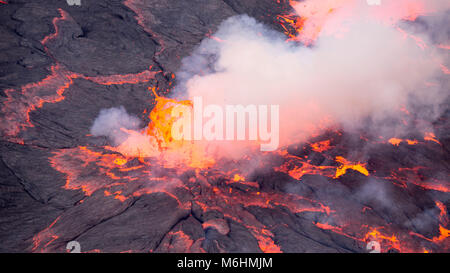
[173,8,447,154]
[90,1,448,163]
[90,106,141,146]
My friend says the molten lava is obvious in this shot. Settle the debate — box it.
[334,156,369,178]
[22,0,450,254]
[107,88,215,169]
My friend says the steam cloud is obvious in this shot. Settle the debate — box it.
[174,11,447,152]
[91,106,141,145]
[91,0,448,161]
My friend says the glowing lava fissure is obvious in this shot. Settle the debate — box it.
[0,7,160,144]
[0,64,158,144]
[39,123,450,252]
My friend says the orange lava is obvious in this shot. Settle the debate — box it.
[424,132,441,145]
[387,167,450,193]
[278,0,444,47]
[107,89,215,169]
[233,174,245,182]
[0,8,159,143]
[310,140,332,152]
[40,9,69,45]
[364,228,404,252]
[334,156,369,178]
[0,64,158,142]
[28,1,449,254]
[388,138,402,146]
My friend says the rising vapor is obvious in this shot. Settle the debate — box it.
[92,0,448,161]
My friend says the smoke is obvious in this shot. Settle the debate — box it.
[172,2,447,154]
[407,208,440,235]
[355,178,393,209]
[90,106,141,145]
[290,0,450,44]
[91,0,448,163]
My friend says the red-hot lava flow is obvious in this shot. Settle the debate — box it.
[2,0,448,253]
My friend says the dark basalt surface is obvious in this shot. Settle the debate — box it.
[0,0,449,253]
